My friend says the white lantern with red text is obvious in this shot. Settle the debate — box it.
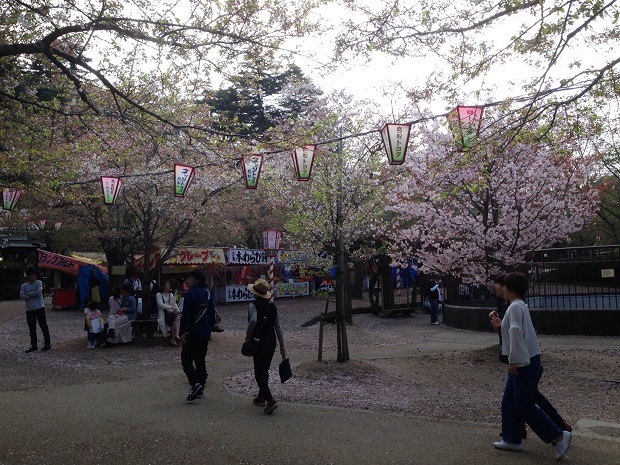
[101,176,123,205]
[292,145,317,181]
[447,105,484,152]
[243,154,264,189]
[174,164,196,198]
[2,188,22,211]
[54,222,62,231]
[262,229,283,256]
[39,220,46,230]
[380,124,411,165]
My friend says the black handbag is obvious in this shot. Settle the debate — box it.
[279,356,292,383]
[241,305,270,357]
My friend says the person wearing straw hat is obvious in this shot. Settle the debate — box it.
[245,278,286,414]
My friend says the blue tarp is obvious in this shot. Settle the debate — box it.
[392,261,419,288]
[78,265,109,307]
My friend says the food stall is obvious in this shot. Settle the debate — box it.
[274,250,311,297]
[218,249,269,303]
[161,247,226,289]
[37,249,109,309]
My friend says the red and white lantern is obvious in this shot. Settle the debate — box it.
[262,229,283,255]
[101,176,123,205]
[174,164,196,198]
[54,222,62,231]
[380,123,411,165]
[447,105,484,152]
[39,219,46,230]
[292,145,317,181]
[243,154,264,189]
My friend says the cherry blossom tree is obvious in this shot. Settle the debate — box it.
[388,119,600,281]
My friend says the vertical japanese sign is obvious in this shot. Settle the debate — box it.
[100,176,123,205]
[292,145,317,181]
[174,164,196,198]
[380,123,411,165]
[243,154,264,189]
[2,188,22,211]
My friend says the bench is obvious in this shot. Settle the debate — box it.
[131,318,159,339]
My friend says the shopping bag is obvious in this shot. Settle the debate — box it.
[279,357,292,384]
[90,317,104,334]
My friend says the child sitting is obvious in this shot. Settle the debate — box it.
[84,301,104,349]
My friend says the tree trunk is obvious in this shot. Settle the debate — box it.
[379,256,395,310]
[352,260,364,299]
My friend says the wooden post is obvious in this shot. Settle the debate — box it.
[318,317,325,362]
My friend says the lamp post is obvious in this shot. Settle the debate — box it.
[335,126,350,362]
[262,229,282,299]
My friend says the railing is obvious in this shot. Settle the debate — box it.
[527,245,620,310]
[450,246,620,310]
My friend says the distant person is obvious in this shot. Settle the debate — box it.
[425,280,442,325]
[493,272,572,460]
[180,269,214,402]
[157,280,181,346]
[105,283,136,345]
[84,300,104,349]
[108,288,122,316]
[89,267,101,304]
[124,270,142,295]
[246,278,286,414]
[20,267,51,353]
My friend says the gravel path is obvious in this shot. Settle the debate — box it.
[1,298,620,464]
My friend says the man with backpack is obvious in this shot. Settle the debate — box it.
[179,269,215,402]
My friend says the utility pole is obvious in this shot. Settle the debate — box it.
[336,125,350,362]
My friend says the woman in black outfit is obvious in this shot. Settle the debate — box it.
[246,278,286,414]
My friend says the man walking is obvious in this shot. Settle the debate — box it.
[20,267,51,353]
[180,269,214,402]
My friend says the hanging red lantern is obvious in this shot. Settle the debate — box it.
[100,176,123,205]
[292,145,317,181]
[447,105,484,152]
[2,188,22,211]
[243,154,264,189]
[380,124,411,165]
[174,164,196,198]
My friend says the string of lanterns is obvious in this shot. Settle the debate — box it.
[2,106,484,207]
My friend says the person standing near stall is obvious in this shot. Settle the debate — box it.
[20,267,51,353]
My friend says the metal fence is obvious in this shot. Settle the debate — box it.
[526,245,620,310]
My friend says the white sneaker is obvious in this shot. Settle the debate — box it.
[87,344,95,349]
[431,321,441,325]
[493,441,523,452]
[555,431,572,460]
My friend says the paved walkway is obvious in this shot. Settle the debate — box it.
[0,300,618,464]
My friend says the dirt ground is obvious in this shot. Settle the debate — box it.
[1,297,619,465]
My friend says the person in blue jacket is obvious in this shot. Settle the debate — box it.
[179,269,214,402]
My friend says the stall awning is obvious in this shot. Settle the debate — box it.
[276,250,310,265]
[225,249,268,265]
[166,248,225,265]
[38,249,107,275]
[135,247,226,271]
